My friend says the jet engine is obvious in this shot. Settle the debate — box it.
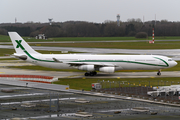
[78,65,95,71]
[99,67,115,73]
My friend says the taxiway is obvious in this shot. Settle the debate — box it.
[0,67,179,79]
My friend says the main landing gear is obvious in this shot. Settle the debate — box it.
[84,71,97,76]
[157,69,161,76]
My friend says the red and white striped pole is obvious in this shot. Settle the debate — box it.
[152,28,154,43]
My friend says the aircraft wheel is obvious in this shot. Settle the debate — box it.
[90,71,97,76]
[93,71,97,75]
[157,72,161,76]
[157,69,161,76]
[84,72,89,76]
[90,72,95,76]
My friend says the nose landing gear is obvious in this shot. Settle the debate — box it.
[157,69,161,76]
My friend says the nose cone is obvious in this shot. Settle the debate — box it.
[175,61,177,66]
[171,61,177,67]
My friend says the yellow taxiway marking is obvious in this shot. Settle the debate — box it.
[0,72,5,74]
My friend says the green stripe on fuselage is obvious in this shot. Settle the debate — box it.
[24,51,54,62]
[71,58,168,67]
[15,40,169,67]
[154,57,169,67]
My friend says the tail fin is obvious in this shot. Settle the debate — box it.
[8,32,39,54]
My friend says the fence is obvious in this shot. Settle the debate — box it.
[95,80,180,104]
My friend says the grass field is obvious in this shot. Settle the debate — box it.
[0,49,15,56]
[0,58,17,61]
[2,34,180,49]
[1,34,180,42]
[0,48,82,56]
[0,35,146,42]
[16,36,180,42]
[0,35,11,42]
[30,41,180,49]
[54,77,180,91]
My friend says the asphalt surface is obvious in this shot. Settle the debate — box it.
[0,83,180,120]
[0,67,179,79]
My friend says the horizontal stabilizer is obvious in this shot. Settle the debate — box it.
[12,54,27,60]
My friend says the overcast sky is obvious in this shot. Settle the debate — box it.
[1,0,180,23]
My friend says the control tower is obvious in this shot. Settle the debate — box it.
[48,18,53,25]
[117,14,120,26]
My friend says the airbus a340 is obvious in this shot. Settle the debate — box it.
[9,32,177,76]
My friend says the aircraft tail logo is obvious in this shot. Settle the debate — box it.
[8,32,40,55]
[15,40,22,48]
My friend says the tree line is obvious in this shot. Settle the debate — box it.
[1,19,180,38]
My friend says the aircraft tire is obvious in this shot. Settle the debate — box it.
[85,72,89,76]
[93,71,97,75]
[157,72,161,76]
[90,72,95,76]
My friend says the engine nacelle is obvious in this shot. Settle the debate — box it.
[78,65,95,71]
[99,67,115,73]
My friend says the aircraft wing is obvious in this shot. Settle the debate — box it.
[11,54,27,60]
[65,62,116,67]
[52,58,117,67]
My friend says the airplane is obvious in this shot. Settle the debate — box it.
[8,32,177,76]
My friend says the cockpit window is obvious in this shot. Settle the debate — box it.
[168,59,173,61]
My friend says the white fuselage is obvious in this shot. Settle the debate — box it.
[24,54,177,71]
[8,32,178,76]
